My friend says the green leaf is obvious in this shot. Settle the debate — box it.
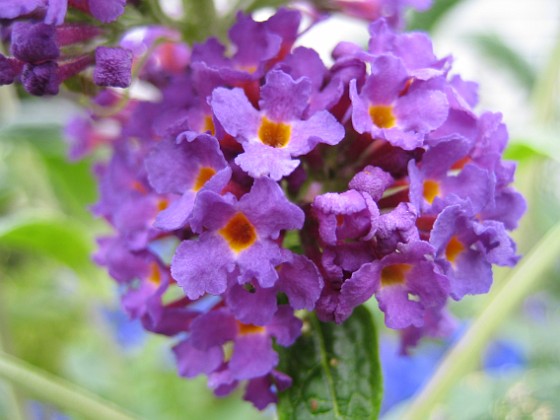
[469,33,536,91]
[0,213,93,274]
[407,0,466,32]
[39,154,98,221]
[0,125,63,152]
[503,142,546,162]
[277,306,382,420]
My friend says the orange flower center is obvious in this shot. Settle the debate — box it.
[148,262,161,287]
[203,115,215,136]
[258,116,291,148]
[237,322,265,335]
[219,212,257,253]
[445,236,465,264]
[381,263,412,287]
[157,198,169,212]
[423,179,440,204]
[193,166,216,192]
[369,105,396,129]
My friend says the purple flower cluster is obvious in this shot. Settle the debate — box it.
[0,0,131,95]
[69,8,524,408]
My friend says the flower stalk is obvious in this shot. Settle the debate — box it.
[0,351,137,420]
[402,220,560,420]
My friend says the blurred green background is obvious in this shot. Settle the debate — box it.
[0,0,559,418]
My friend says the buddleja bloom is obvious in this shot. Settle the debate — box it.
[0,1,131,95]
[0,0,126,25]
[58,4,525,409]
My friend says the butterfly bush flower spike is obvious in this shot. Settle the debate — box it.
[14,0,526,411]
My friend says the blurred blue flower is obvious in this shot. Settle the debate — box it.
[483,339,526,373]
[380,324,526,414]
[102,307,146,351]
[27,401,70,420]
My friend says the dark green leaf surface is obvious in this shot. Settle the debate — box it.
[278,306,382,420]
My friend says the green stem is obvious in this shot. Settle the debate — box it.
[0,351,138,420]
[0,294,27,420]
[146,0,177,27]
[182,0,218,42]
[402,220,560,420]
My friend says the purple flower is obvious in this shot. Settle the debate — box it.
[350,54,449,150]
[339,240,449,328]
[174,306,301,381]
[0,54,23,85]
[225,251,323,325]
[329,0,432,28]
[171,177,304,299]
[430,204,519,300]
[312,189,379,245]
[0,0,44,20]
[211,69,345,180]
[367,19,448,79]
[10,22,59,63]
[85,0,126,23]
[315,242,375,322]
[144,133,230,231]
[374,202,419,256]
[21,61,59,95]
[407,139,495,214]
[93,46,132,88]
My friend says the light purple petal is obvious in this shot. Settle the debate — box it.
[349,165,393,201]
[260,69,311,121]
[266,306,302,346]
[153,192,195,231]
[145,134,226,194]
[236,240,283,288]
[243,376,277,409]
[279,46,326,91]
[173,340,223,378]
[88,0,126,23]
[394,88,448,133]
[473,220,519,266]
[349,78,371,134]
[230,334,278,380]
[171,234,234,299]
[363,55,408,103]
[189,190,236,234]
[211,87,260,139]
[226,283,278,325]
[288,110,345,155]
[239,177,304,238]
[277,253,323,310]
[0,0,43,19]
[45,0,68,25]
[234,142,299,180]
[377,284,424,329]
[447,249,493,299]
[189,310,237,350]
[338,262,379,323]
